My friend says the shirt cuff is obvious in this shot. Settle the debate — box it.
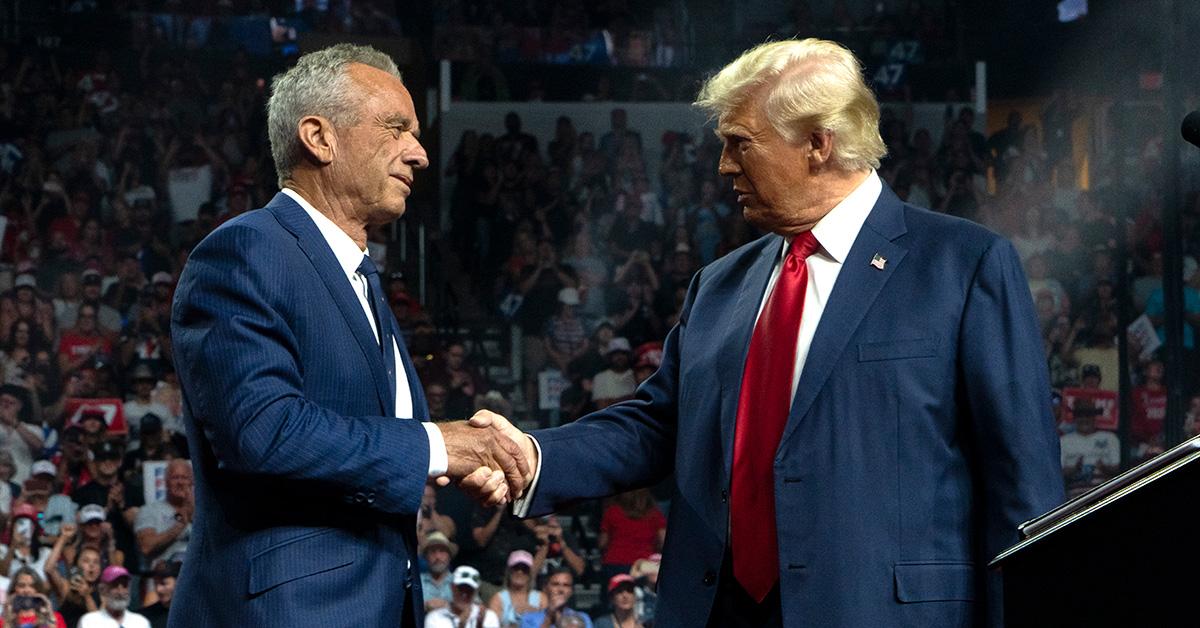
[511,434,543,518]
[423,422,448,477]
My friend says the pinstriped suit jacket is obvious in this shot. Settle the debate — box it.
[169,192,430,627]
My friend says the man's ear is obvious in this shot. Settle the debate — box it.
[808,129,834,169]
[297,115,337,166]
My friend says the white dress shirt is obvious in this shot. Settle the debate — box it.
[282,188,448,477]
[760,169,882,398]
[513,171,882,516]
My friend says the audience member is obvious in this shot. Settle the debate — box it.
[519,567,592,628]
[628,556,659,624]
[3,566,66,628]
[598,489,665,585]
[425,565,500,628]
[0,385,42,484]
[138,560,179,628]
[1131,360,1168,460]
[419,485,459,542]
[593,574,642,628]
[1060,401,1120,497]
[46,544,102,627]
[77,565,149,628]
[590,338,636,407]
[487,550,544,628]
[133,460,192,569]
[530,514,586,582]
[419,532,457,613]
[0,503,50,580]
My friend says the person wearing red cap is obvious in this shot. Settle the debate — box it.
[594,574,642,628]
[78,565,149,628]
[0,503,50,581]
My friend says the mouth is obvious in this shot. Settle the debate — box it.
[393,174,413,189]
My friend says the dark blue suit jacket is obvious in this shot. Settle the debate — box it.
[527,186,1064,627]
[169,192,430,627]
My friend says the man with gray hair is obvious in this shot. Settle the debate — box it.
[170,43,532,627]
[79,566,151,628]
[474,38,1064,627]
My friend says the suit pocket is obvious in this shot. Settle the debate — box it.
[247,528,356,596]
[893,562,976,603]
[858,338,938,362]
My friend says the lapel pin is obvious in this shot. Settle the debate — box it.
[870,253,887,270]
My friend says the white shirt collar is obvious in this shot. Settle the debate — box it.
[281,188,369,278]
[784,170,883,264]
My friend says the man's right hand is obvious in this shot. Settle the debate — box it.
[465,410,538,481]
[439,414,532,505]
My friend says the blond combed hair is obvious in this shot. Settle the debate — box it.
[695,38,886,171]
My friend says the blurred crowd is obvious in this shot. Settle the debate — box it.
[0,1,1196,626]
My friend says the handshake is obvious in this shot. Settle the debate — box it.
[435,411,537,507]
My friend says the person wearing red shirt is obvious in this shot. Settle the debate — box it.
[598,488,666,586]
[57,303,112,374]
[1131,360,1168,460]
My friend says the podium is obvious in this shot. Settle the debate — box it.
[991,436,1200,626]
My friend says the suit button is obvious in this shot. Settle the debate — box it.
[354,491,366,503]
[366,491,377,504]
[703,571,716,586]
[343,494,355,504]
[720,489,728,504]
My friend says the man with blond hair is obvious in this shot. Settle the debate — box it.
[473,38,1063,627]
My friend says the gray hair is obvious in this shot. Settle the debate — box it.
[267,43,402,186]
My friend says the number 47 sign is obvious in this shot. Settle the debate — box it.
[873,63,906,90]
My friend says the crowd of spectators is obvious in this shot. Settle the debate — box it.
[434,0,689,69]
[0,2,1199,626]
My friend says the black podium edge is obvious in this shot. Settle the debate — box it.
[989,434,1200,569]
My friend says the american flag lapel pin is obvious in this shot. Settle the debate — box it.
[870,253,887,270]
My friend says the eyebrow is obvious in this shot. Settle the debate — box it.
[714,124,749,140]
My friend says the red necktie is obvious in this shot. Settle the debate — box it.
[730,231,820,602]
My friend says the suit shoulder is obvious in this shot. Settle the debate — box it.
[191,209,290,258]
[900,203,1014,259]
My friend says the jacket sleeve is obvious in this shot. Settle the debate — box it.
[958,237,1065,623]
[521,270,702,516]
[171,224,429,515]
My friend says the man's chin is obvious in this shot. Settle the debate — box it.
[370,202,408,225]
[742,205,774,232]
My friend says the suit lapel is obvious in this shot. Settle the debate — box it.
[266,192,394,414]
[720,236,787,479]
[777,185,909,449]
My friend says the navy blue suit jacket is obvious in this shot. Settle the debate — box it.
[169,193,431,627]
[526,186,1064,627]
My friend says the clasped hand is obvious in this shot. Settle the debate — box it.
[436,410,537,507]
